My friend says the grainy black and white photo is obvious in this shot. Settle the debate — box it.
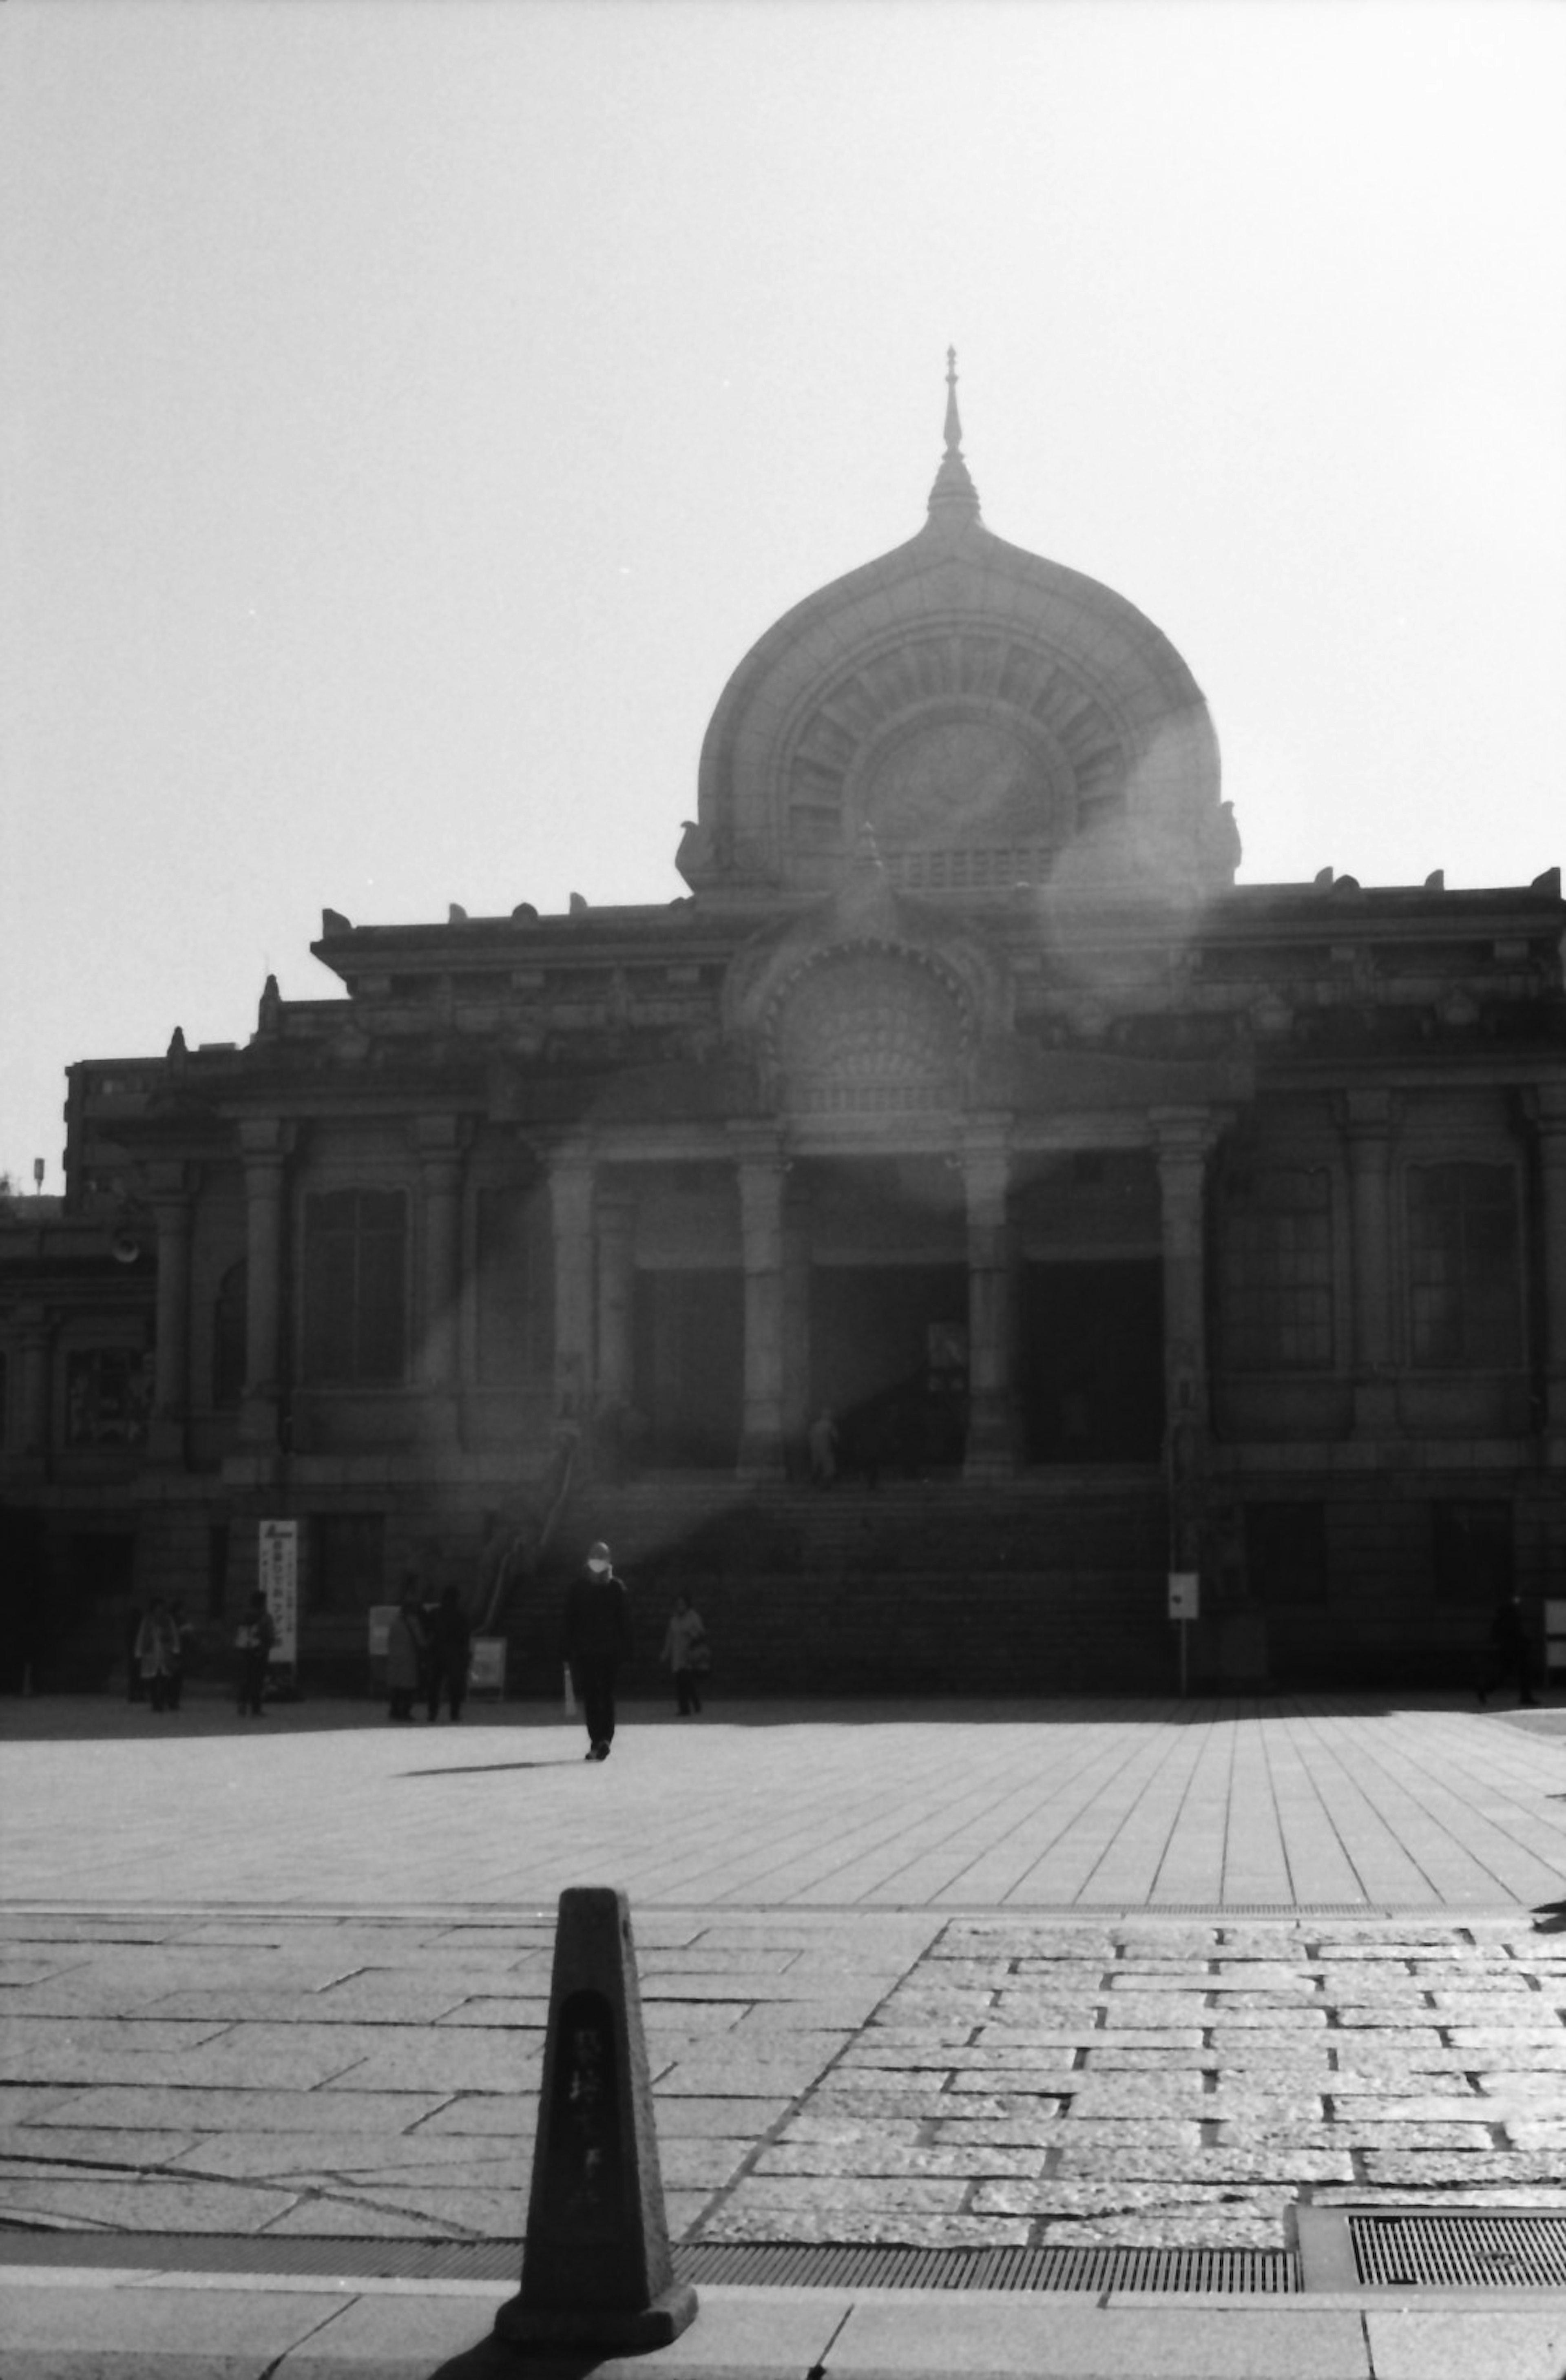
[3,3,1566,2372]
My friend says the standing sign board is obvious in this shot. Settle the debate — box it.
[469,1637,507,1697]
[1547,1600,1566,1680]
[1168,1571,1199,1697]
[1167,1573,1200,1621]
[258,1521,299,1669]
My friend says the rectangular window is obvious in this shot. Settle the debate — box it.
[1219,1167,1334,1371]
[1408,1164,1521,1368]
[475,1185,551,1384]
[302,1190,407,1384]
[65,1349,150,1445]
[311,1512,385,1612]
[1245,1502,1329,1605]
[212,1262,247,1409]
[1431,1500,1513,1606]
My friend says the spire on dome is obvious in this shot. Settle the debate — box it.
[926,345,980,531]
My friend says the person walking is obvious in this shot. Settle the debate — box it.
[166,1600,195,1711]
[428,1586,472,1722]
[124,1603,146,1702]
[1478,1588,1539,1708]
[807,1407,839,1486]
[660,1593,708,1716]
[563,1539,631,1761]
[386,1588,426,1723]
[134,1599,179,1713]
[234,1591,275,1717]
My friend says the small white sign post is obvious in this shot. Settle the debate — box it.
[258,1520,299,1690]
[1168,1570,1199,1697]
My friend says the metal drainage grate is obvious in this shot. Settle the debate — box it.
[1356,2212,1566,2291]
[0,2230,1298,2294]
[1298,2206,1566,2292]
[677,2241,1299,2293]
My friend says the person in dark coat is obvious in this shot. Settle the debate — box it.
[427,1586,472,1722]
[1478,1589,1539,1708]
[562,1539,631,1761]
[385,1591,426,1723]
[124,1603,146,1702]
[234,1592,275,1717]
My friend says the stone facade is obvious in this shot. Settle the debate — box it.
[4,367,1564,1694]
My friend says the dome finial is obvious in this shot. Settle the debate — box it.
[927,345,980,531]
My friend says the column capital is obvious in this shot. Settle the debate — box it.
[726,1120,790,1168]
[137,1158,201,1206]
[237,1116,296,1163]
[1150,1103,1224,1159]
[1525,1082,1566,1139]
[1336,1087,1398,1142]
[411,1112,473,1160]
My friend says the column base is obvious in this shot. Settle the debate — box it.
[418,1391,461,1448]
[737,1428,786,1482]
[146,1417,188,1469]
[238,1391,281,1451]
[963,1404,1017,1482]
[1353,1379,1398,1435]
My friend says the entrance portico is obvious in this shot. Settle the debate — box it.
[551,1090,1229,1489]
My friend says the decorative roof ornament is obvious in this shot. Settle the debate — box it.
[925,345,981,532]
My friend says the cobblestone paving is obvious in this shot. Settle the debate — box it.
[5,1695,1566,2256]
[7,1906,1566,2252]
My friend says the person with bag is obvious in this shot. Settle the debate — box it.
[234,1591,275,1717]
[660,1593,709,1716]
[134,1599,180,1714]
[386,1587,427,1723]
[562,1539,631,1761]
[428,1585,472,1722]
[166,1600,195,1711]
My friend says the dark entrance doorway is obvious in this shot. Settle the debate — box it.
[1020,1260,1164,1462]
[810,1264,969,1476]
[632,1269,743,1467]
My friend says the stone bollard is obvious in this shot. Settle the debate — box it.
[492,1886,699,2352]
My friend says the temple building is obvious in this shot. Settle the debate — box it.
[4,363,1564,1694]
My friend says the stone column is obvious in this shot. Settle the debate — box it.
[963,1121,1015,1481]
[15,1304,51,1468]
[1340,1089,1396,1434]
[146,1163,195,1466]
[416,1119,466,1443]
[780,1186,812,1475]
[1534,1085,1566,1433]
[549,1143,596,1427]
[595,1193,636,1409]
[1154,1108,1217,1566]
[733,1126,787,1480]
[239,1121,290,1450]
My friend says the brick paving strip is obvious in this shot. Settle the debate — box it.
[5,1696,1566,2257]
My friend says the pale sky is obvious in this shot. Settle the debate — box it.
[3,0,1563,1192]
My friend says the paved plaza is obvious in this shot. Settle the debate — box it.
[7,1692,1566,2371]
[6,1694,1561,2380]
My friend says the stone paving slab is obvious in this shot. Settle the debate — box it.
[7,1694,1566,2280]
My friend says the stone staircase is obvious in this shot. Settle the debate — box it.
[509,1470,1175,1698]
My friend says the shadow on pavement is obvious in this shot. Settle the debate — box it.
[403,1759,583,1776]
[6,1689,1553,1741]
[425,2346,599,2379]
